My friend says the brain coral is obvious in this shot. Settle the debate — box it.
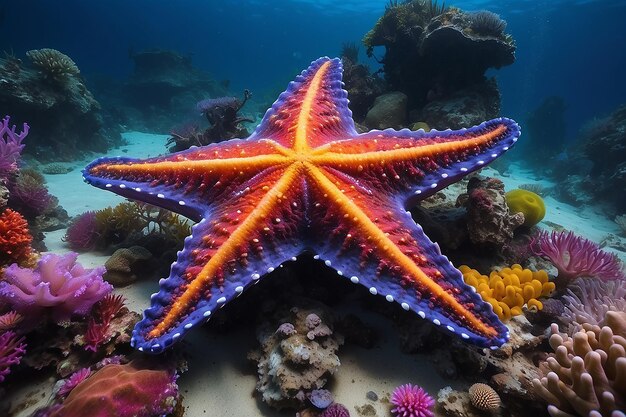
[532,311,626,417]
[0,252,111,323]
[49,360,178,417]
[505,189,546,227]
[0,208,33,266]
[460,264,555,321]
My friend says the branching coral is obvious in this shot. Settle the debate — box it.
[8,168,56,218]
[0,208,33,266]
[26,48,80,79]
[531,230,626,289]
[0,252,111,323]
[460,264,554,321]
[83,294,126,352]
[0,330,26,383]
[532,311,626,417]
[0,115,28,179]
[63,211,98,251]
[561,278,626,335]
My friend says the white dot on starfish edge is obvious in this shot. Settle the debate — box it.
[490,346,499,350]
[433,319,441,326]
[512,137,518,142]
[418,311,426,318]
[105,184,112,188]
[478,160,485,165]
[414,190,422,194]
[184,323,193,329]
[157,193,165,198]
[385,295,394,302]
[119,184,126,189]
[441,173,448,178]
[401,302,410,311]
[324,260,331,266]
[178,201,186,206]
[203,310,211,317]
[291,257,297,261]
[217,297,227,304]
[369,287,377,295]
[235,286,244,293]
[430,183,438,188]
[152,344,160,348]
[252,273,261,280]
[491,153,498,158]
[173,333,181,339]
[460,167,468,172]
[135,188,141,192]
[336,270,343,275]
[350,276,359,284]
[266,267,275,273]
[138,347,144,351]
[313,255,320,260]
[503,146,509,151]
[447,325,455,332]
[461,333,469,339]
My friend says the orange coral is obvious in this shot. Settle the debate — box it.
[0,208,33,266]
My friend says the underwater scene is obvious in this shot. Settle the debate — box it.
[0,0,625,416]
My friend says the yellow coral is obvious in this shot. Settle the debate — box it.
[459,264,555,321]
[505,189,546,227]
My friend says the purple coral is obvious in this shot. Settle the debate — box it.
[64,211,99,251]
[0,252,111,323]
[320,403,350,417]
[57,367,92,397]
[0,330,26,382]
[0,115,28,179]
[531,230,625,288]
[390,384,435,417]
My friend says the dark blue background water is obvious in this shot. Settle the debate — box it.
[1,0,625,140]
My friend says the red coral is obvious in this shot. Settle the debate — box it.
[63,211,98,251]
[83,294,126,352]
[0,208,33,266]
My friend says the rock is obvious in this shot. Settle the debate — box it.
[363,92,408,129]
[103,246,154,286]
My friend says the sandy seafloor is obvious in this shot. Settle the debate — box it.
[6,131,626,417]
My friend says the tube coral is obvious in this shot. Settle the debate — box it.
[0,252,111,323]
[0,330,26,383]
[531,230,626,289]
[0,115,28,179]
[0,208,33,266]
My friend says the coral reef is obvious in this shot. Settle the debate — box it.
[505,189,546,227]
[47,360,179,417]
[0,54,120,161]
[63,211,98,251]
[456,177,525,250]
[0,208,33,266]
[56,367,91,398]
[390,383,435,417]
[320,403,350,417]
[7,168,56,218]
[468,383,500,412]
[340,57,385,122]
[531,230,626,289]
[0,330,26,383]
[167,90,253,152]
[0,252,111,323]
[26,48,80,80]
[363,1,514,110]
[248,300,343,409]
[0,115,28,179]
[533,311,626,417]
[460,264,554,321]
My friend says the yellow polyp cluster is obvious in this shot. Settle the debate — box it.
[459,264,555,321]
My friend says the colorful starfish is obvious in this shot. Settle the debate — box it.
[84,57,519,353]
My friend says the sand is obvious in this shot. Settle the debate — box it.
[5,131,625,416]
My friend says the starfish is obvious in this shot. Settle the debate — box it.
[84,57,519,353]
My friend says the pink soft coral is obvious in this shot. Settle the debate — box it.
[0,252,111,323]
[0,330,26,383]
[0,115,28,179]
[390,384,435,417]
[532,230,625,289]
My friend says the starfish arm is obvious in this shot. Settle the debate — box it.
[304,164,508,348]
[311,118,521,205]
[132,165,308,353]
[83,139,289,222]
[248,57,358,150]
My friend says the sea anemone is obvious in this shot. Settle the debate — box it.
[64,211,99,251]
[469,10,507,37]
[390,384,435,417]
[0,330,26,383]
[320,403,351,417]
[0,311,23,331]
[468,383,501,411]
[0,252,111,323]
[57,368,92,398]
[531,230,625,288]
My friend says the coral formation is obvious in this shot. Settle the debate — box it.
[468,11,507,37]
[390,383,435,417]
[531,230,626,289]
[0,311,23,331]
[48,360,179,417]
[533,311,626,417]
[56,368,91,398]
[320,403,351,417]
[0,252,111,323]
[505,189,546,227]
[456,177,525,249]
[0,208,33,266]
[0,330,26,383]
[0,115,28,179]
[103,246,153,286]
[467,383,501,412]
[248,301,343,409]
[460,264,554,321]
[340,57,385,121]
[8,168,56,218]
[363,91,408,129]
[26,48,80,79]
[63,211,98,251]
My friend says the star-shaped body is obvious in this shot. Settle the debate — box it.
[84,57,519,353]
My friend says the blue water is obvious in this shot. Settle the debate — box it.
[1,0,625,138]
